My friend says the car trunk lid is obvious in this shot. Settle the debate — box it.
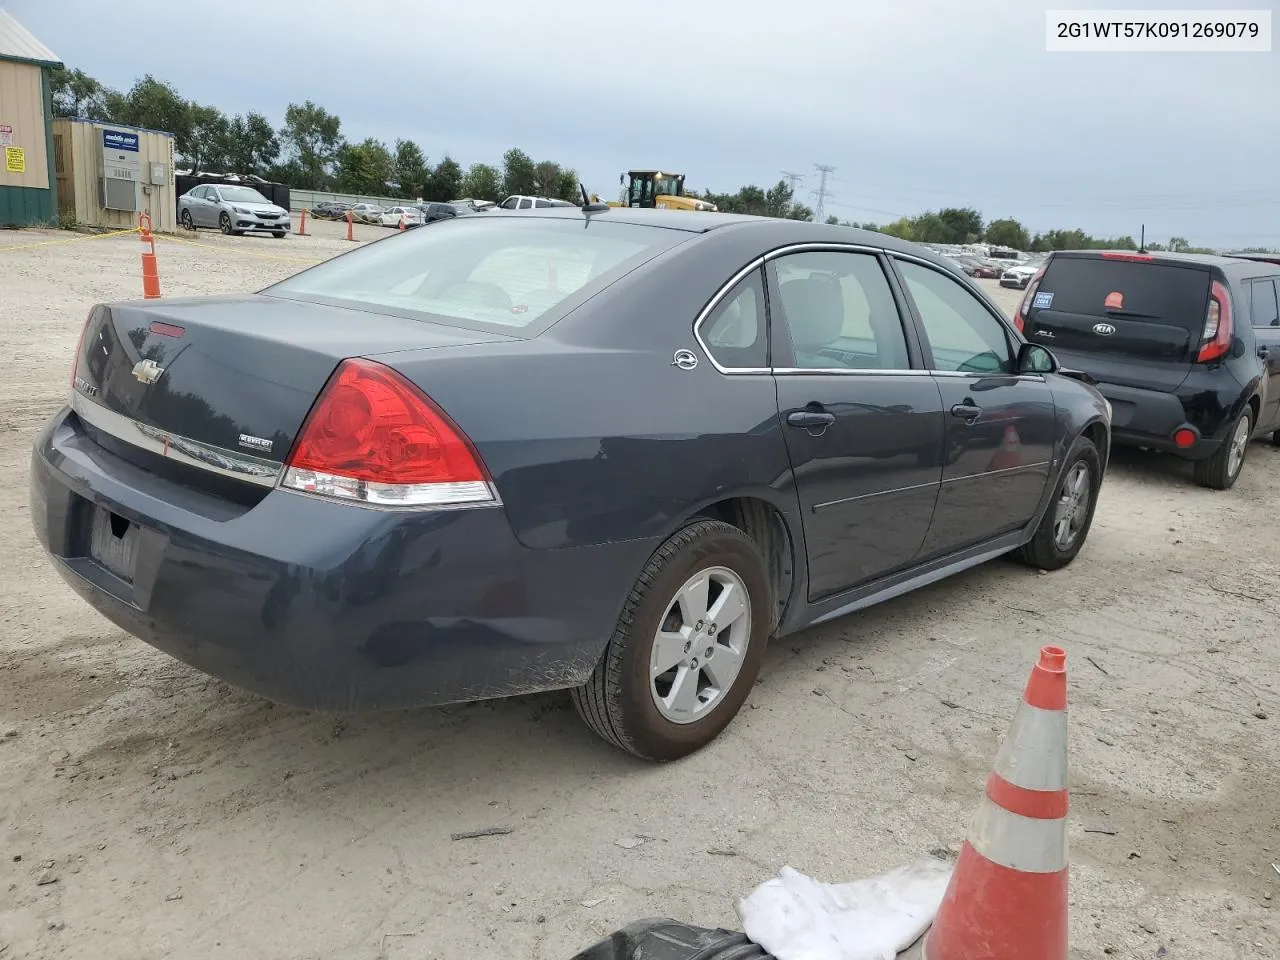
[1023,253,1213,391]
[70,294,512,500]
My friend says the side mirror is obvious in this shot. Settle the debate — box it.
[1016,342,1059,375]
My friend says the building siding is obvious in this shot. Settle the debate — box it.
[0,59,51,189]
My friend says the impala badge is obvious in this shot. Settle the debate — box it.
[1092,323,1116,336]
[132,358,165,384]
[672,349,699,371]
[238,433,273,452]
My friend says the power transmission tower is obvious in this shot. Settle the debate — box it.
[781,170,805,195]
[810,164,836,223]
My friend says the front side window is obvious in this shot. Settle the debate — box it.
[771,250,910,370]
[264,217,687,335]
[896,259,1014,374]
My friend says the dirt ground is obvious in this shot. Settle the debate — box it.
[1,219,1276,960]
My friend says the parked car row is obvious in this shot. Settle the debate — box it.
[309,200,484,227]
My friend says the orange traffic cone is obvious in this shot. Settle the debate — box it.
[398,215,406,231]
[923,645,1069,960]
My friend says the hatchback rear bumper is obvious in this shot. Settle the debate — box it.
[30,407,646,712]
[1095,378,1242,460]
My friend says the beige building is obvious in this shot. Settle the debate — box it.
[53,117,177,232]
[0,10,61,227]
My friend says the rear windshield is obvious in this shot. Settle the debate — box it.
[263,216,687,334]
[1035,257,1210,333]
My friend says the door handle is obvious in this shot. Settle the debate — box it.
[787,411,836,429]
[950,402,982,421]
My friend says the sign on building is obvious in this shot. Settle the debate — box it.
[5,146,25,173]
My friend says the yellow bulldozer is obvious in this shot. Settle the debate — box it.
[606,170,718,212]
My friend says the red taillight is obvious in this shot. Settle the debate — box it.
[281,358,495,508]
[1013,265,1048,332]
[1102,252,1154,262]
[1197,280,1233,363]
[149,321,185,338]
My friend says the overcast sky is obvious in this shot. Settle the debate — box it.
[8,0,1278,247]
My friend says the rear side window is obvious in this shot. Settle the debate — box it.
[1250,278,1279,327]
[264,217,687,334]
[1035,257,1210,334]
[699,269,767,369]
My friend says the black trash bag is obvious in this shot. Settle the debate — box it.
[569,918,775,960]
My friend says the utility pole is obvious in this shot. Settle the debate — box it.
[810,164,835,223]
[781,170,805,196]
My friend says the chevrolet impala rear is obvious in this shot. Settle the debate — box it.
[30,216,689,714]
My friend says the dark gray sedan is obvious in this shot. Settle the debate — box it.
[31,210,1111,760]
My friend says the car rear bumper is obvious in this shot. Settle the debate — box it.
[1093,378,1241,460]
[30,407,645,712]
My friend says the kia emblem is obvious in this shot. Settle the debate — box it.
[1092,323,1116,336]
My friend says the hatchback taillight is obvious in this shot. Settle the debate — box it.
[1197,280,1233,363]
[1013,265,1047,332]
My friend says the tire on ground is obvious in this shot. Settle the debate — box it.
[572,519,773,761]
[1015,433,1102,572]
[1194,406,1253,491]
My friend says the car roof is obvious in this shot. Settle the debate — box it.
[501,206,938,246]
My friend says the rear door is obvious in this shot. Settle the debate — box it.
[1249,276,1280,433]
[891,256,1058,558]
[765,248,945,601]
[1023,253,1211,393]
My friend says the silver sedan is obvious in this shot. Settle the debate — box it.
[178,185,292,238]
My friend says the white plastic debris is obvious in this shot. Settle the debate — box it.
[737,857,953,960]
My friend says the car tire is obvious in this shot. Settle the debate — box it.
[180,209,194,231]
[219,213,233,235]
[572,519,773,761]
[1271,430,1280,447]
[1194,406,1253,491]
[1015,433,1101,572]
[273,231,286,238]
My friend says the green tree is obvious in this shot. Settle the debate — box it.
[826,215,840,225]
[280,100,344,189]
[787,203,814,221]
[460,162,502,202]
[334,138,394,195]
[114,76,193,157]
[984,218,1031,251]
[763,180,794,217]
[500,148,537,197]
[426,156,463,201]
[223,112,280,176]
[392,139,429,198]
[185,103,229,174]
[908,211,950,243]
[1168,236,1190,252]
[554,168,580,202]
[937,207,984,244]
[49,67,113,119]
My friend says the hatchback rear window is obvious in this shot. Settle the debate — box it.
[1035,257,1210,334]
[263,216,687,334]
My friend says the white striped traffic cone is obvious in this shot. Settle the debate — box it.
[923,645,1069,960]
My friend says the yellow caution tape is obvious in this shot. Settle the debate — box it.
[157,232,326,265]
[0,225,142,253]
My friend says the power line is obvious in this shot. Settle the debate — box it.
[781,170,805,195]
[810,164,836,223]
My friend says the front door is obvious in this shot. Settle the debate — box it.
[767,249,945,601]
[1249,277,1280,434]
[891,257,1058,558]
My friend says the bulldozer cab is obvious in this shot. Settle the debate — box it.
[622,170,685,208]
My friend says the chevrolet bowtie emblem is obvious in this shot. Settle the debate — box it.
[132,358,165,384]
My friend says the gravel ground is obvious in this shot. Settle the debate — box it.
[0,220,1277,960]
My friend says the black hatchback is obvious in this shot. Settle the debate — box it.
[1014,250,1280,490]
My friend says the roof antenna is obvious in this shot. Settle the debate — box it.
[1139,223,1146,254]
[580,183,610,214]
